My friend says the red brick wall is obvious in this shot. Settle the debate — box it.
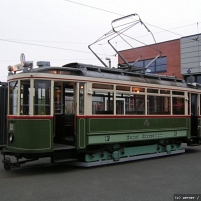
[118,39,182,79]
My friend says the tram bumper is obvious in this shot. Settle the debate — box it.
[1,148,19,158]
[1,148,21,170]
[1,148,40,170]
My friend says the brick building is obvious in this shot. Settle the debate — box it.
[118,34,201,81]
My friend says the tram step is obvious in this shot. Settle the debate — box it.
[53,158,78,164]
[187,143,200,146]
[53,144,75,151]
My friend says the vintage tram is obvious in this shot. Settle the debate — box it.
[1,60,201,170]
[1,14,201,170]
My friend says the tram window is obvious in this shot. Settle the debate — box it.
[65,87,74,114]
[125,95,145,115]
[54,85,62,114]
[9,81,18,115]
[92,95,105,114]
[92,83,113,90]
[160,90,170,94]
[116,99,124,114]
[34,80,51,115]
[191,94,197,116]
[172,97,184,115]
[92,92,113,114]
[116,85,130,91]
[148,96,170,115]
[116,93,125,114]
[147,88,158,94]
[20,80,30,115]
[132,87,145,93]
[172,91,184,95]
[79,83,84,114]
[105,93,114,114]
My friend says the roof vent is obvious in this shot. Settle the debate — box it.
[37,61,50,67]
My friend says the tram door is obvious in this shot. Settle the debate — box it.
[191,93,198,137]
[63,84,75,144]
[54,82,75,145]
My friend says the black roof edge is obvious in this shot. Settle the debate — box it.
[62,63,184,82]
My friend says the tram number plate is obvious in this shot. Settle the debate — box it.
[105,135,111,142]
[174,131,177,137]
[10,124,13,131]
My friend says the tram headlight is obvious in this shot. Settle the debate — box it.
[9,132,14,143]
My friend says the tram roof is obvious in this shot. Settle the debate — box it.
[62,62,187,87]
[62,62,182,81]
[9,62,191,88]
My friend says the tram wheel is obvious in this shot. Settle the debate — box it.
[4,160,11,171]
[107,144,121,153]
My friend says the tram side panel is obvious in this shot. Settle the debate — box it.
[0,83,7,147]
[7,117,53,154]
[76,116,189,151]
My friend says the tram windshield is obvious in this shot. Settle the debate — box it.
[9,81,18,115]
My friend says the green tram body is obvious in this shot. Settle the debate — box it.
[2,63,201,170]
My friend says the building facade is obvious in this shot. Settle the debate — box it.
[181,34,201,82]
[118,33,201,81]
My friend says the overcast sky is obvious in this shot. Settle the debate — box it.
[0,0,200,81]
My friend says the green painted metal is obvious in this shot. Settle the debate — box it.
[87,117,187,134]
[76,117,189,149]
[7,116,189,154]
[7,118,53,153]
[88,130,187,144]
[85,143,182,162]
[77,118,86,149]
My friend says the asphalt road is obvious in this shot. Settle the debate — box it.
[0,144,201,201]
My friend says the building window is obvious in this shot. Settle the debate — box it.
[133,57,167,73]
[196,76,201,83]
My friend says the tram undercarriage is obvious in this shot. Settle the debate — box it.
[2,139,186,170]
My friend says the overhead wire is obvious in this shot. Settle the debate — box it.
[64,0,201,71]
[2,22,200,48]
[65,0,122,16]
[2,1,200,46]
[0,38,113,56]
[65,0,201,43]
[0,39,89,44]
[1,0,200,63]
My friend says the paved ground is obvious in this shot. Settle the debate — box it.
[0,144,201,201]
